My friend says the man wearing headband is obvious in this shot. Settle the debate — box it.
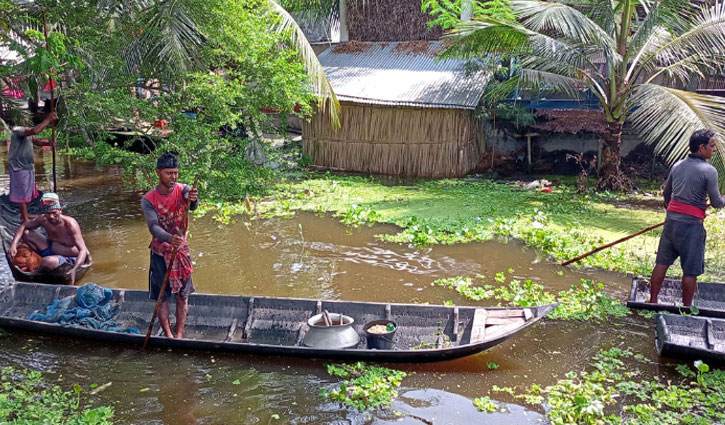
[6,112,58,222]
[8,192,90,285]
[142,152,198,339]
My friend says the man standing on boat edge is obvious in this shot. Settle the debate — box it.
[649,129,725,306]
[142,153,198,339]
[7,112,58,222]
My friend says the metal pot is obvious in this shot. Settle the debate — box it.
[302,313,360,349]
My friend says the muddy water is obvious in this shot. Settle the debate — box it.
[0,150,677,424]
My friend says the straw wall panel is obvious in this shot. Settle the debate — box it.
[303,103,480,177]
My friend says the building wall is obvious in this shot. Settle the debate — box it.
[303,102,482,177]
[481,120,644,157]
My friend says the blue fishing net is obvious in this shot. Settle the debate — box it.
[29,282,140,334]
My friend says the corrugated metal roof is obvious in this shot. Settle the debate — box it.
[318,41,490,110]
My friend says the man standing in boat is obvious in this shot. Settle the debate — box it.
[6,112,58,222]
[649,129,725,306]
[7,192,90,285]
[142,153,198,339]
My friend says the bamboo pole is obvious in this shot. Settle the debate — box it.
[143,175,200,350]
[42,11,57,192]
[560,221,664,266]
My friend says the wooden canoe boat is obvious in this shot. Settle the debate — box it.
[0,281,558,362]
[1,226,92,286]
[654,313,725,361]
[626,277,725,318]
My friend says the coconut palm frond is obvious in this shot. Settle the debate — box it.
[629,84,725,167]
[527,34,598,74]
[587,0,617,36]
[629,1,665,52]
[122,0,205,74]
[517,67,583,99]
[443,18,533,59]
[268,0,340,128]
[626,25,672,80]
[0,96,32,128]
[512,0,617,55]
[646,53,724,86]
[652,2,725,69]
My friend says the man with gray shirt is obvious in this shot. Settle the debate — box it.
[7,112,57,222]
[649,129,725,306]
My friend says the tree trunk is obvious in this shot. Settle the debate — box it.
[596,120,629,191]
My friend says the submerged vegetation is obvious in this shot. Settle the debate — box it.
[485,348,725,425]
[0,367,114,425]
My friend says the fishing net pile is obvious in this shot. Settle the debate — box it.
[29,283,140,334]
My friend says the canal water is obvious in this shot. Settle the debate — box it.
[0,148,677,424]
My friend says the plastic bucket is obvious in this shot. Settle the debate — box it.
[363,320,397,350]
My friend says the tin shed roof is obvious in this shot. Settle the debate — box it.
[318,41,490,110]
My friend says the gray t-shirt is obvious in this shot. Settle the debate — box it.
[664,154,725,223]
[8,127,35,171]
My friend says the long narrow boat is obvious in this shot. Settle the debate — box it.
[1,227,92,285]
[626,277,725,318]
[0,281,557,362]
[654,313,725,361]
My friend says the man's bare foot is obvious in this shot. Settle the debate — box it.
[175,332,184,339]
[164,331,175,338]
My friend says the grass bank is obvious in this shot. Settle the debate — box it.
[199,172,725,280]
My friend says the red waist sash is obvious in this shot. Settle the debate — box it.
[666,199,706,220]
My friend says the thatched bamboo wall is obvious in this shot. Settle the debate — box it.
[303,102,484,178]
[346,0,442,41]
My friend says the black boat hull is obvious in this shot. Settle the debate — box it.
[0,281,557,363]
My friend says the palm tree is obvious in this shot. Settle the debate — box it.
[444,0,725,190]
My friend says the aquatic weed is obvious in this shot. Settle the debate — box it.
[0,366,114,424]
[320,362,407,412]
[491,350,725,425]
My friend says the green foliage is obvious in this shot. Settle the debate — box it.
[15,0,316,201]
[320,362,407,412]
[338,205,380,227]
[494,349,725,425]
[434,275,630,321]
[473,396,500,413]
[422,0,514,30]
[0,366,114,425]
[494,102,535,129]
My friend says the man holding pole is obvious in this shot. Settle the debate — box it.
[649,129,725,306]
[142,153,198,338]
[7,112,57,222]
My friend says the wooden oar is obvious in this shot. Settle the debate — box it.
[42,11,57,193]
[560,221,665,266]
[142,174,200,350]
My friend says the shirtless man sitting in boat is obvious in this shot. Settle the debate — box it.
[7,193,90,285]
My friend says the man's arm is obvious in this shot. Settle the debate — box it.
[141,197,172,242]
[663,172,673,207]
[182,185,199,211]
[23,112,57,137]
[706,167,725,209]
[8,217,42,257]
[65,218,89,285]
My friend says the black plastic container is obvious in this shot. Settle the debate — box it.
[363,320,397,349]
